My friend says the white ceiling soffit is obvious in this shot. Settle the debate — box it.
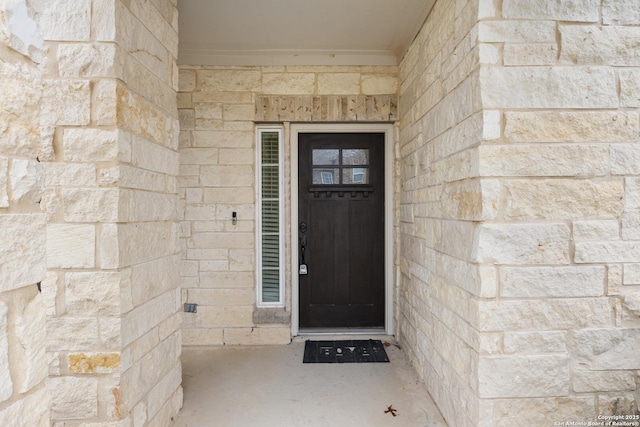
[177,0,436,66]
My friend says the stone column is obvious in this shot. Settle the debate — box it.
[36,0,182,425]
[0,0,50,425]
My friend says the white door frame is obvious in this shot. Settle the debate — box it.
[290,123,395,336]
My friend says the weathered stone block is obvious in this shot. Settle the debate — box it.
[63,128,119,162]
[46,224,95,269]
[560,26,640,66]
[480,298,612,331]
[504,111,639,143]
[504,43,558,66]
[573,370,636,393]
[188,288,254,306]
[182,328,224,346]
[479,21,556,43]
[500,266,605,298]
[504,179,624,220]
[0,384,49,427]
[570,328,640,370]
[197,306,254,328]
[476,223,570,265]
[46,317,99,351]
[361,75,398,95]
[574,220,620,242]
[57,43,118,77]
[317,73,361,95]
[504,331,567,354]
[41,80,91,126]
[621,212,640,241]
[45,163,96,187]
[0,302,12,401]
[178,69,196,92]
[14,293,47,393]
[10,159,43,204]
[193,130,253,148]
[480,67,618,109]
[48,376,98,420]
[31,0,91,40]
[575,242,640,264]
[603,0,640,25]
[478,355,570,398]
[197,69,261,92]
[503,0,599,21]
[62,188,119,223]
[0,214,46,292]
[262,73,315,95]
[488,397,596,427]
[65,272,121,316]
[624,264,640,285]
[0,158,8,208]
[67,352,121,374]
[121,291,176,346]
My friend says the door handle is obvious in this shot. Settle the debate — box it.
[299,222,308,275]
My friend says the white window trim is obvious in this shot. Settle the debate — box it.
[256,126,285,307]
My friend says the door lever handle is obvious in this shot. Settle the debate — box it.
[299,234,308,275]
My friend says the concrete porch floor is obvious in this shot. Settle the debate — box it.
[171,337,448,427]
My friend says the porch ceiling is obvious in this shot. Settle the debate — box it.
[177,0,436,66]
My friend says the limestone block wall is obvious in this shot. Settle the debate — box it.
[396,1,487,426]
[36,0,182,425]
[0,1,50,425]
[475,0,640,425]
[177,65,398,345]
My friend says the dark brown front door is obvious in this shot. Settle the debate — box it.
[298,133,385,329]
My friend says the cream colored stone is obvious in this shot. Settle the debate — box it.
[504,331,567,354]
[193,130,253,148]
[92,79,118,126]
[0,383,49,427]
[222,104,254,121]
[480,299,612,331]
[262,73,315,94]
[0,214,46,292]
[560,26,640,66]
[603,0,640,25]
[489,397,596,427]
[575,242,640,264]
[571,328,640,370]
[147,363,181,419]
[504,111,639,143]
[317,73,361,95]
[181,328,224,346]
[121,291,176,346]
[624,264,640,285]
[0,302,12,401]
[574,220,620,241]
[0,158,8,208]
[65,272,121,316]
[63,128,119,162]
[503,0,599,21]
[479,21,556,43]
[62,189,119,223]
[504,43,558,66]
[117,222,176,267]
[504,179,624,220]
[200,165,253,187]
[361,75,398,95]
[194,103,222,120]
[46,317,98,351]
[476,223,570,265]
[574,370,636,393]
[45,163,96,187]
[500,266,605,298]
[14,292,47,394]
[188,288,254,306]
[41,80,91,126]
[31,0,90,40]
[57,43,119,77]
[628,177,640,209]
[9,158,43,204]
[479,355,570,398]
[48,376,98,419]
[46,223,95,269]
[197,306,254,328]
[197,69,261,92]
[178,69,196,92]
[480,67,618,109]
[40,271,57,316]
[623,293,640,317]
[224,327,291,345]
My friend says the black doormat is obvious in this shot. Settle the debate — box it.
[303,339,390,363]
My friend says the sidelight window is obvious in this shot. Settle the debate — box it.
[256,127,284,306]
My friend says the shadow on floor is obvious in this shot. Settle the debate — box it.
[171,339,448,427]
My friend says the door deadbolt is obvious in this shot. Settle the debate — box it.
[299,222,307,233]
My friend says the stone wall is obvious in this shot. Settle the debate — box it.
[396,1,486,426]
[0,1,50,425]
[177,65,398,345]
[36,0,182,425]
[475,0,640,425]
[398,0,640,426]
